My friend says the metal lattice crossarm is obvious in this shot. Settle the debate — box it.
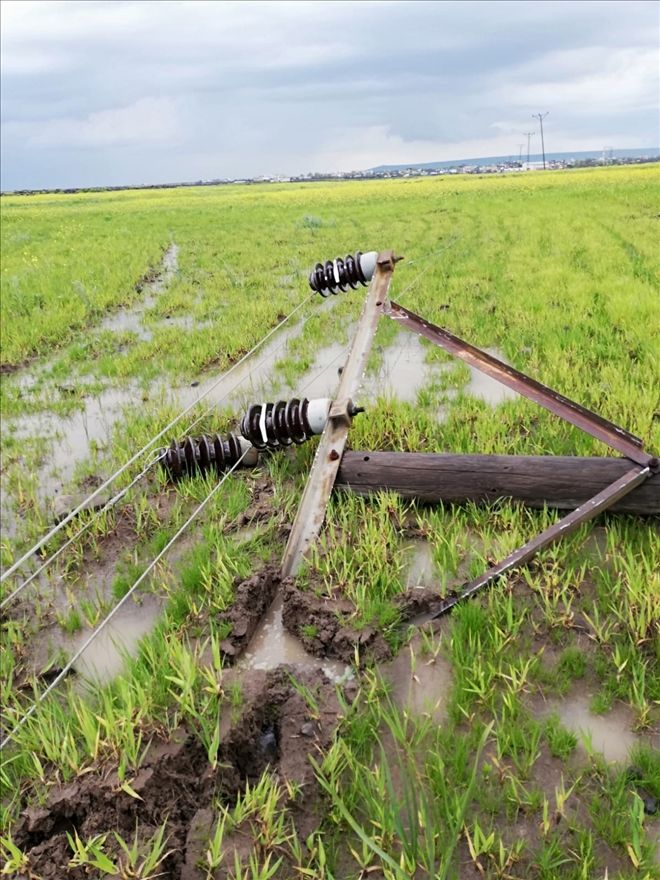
[279,245,657,616]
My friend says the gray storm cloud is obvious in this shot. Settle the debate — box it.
[1,0,658,189]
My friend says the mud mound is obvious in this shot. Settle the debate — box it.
[14,668,346,880]
[282,581,391,664]
[394,586,448,622]
[217,565,282,660]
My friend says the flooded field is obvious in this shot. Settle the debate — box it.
[541,693,652,764]
[2,168,658,879]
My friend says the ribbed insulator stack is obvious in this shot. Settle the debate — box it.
[159,432,255,480]
[240,398,331,450]
[308,251,378,297]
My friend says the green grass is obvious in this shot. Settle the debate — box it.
[1,165,659,878]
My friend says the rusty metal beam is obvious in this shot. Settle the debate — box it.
[427,464,651,620]
[386,300,655,469]
[281,250,400,577]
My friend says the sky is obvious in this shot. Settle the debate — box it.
[1,0,658,190]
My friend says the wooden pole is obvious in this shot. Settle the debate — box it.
[336,452,659,515]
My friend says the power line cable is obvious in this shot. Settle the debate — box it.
[0,448,250,750]
[1,292,315,584]
[0,450,165,611]
[1,298,311,605]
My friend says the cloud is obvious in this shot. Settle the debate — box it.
[1,0,658,189]
[23,97,183,148]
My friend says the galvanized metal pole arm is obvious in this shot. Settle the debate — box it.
[281,250,401,577]
[428,463,651,620]
[386,301,656,469]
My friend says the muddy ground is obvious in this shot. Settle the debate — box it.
[13,665,349,879]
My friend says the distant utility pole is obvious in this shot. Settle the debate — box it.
[518,144,524,164]
[532,112,549,169]
[523,131,534,167]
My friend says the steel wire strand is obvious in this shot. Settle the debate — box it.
[0,448,250,751]
[1,293,316,605]
[0,450,165,611]
[1,292,316,584]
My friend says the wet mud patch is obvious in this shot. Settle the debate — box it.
[217,565,283,660]
[382,633,452,722]
[13,667,346,880]
[281,580,392,664]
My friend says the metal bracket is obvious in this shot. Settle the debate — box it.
[328,398,354,428]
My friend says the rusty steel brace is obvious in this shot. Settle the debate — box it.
[384,300,657,620]
[281,247,656,619]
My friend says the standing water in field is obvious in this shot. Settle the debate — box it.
[540,694,648,762]
[404,539,436,588]
[63,595,164,684]
[464,347,519,405]
[384,636,452,722]
[238,593,353,684]
[98,243,180,339]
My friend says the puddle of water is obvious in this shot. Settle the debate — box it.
[361,333,443,404]
[2,384,139,499]
[98,243,179,340]
[465,347,518,405]
[404,538,436,588]
[238,593,352,684]
[543,694,640,763]
[292,341,348,400]
[0,313,303,539]
[384,637,451,722]
[176,320,302,412]
[68,594,163,684]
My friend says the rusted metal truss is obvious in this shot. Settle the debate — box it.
[386,301,655,468]
[282,247,657,618]
[383,301,656,617]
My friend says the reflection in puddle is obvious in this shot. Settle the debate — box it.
[384,637,451,722]
[465,347,518,405]
[238,593,352,684]
[543,694,641,763]
[69,595,162,684]
[404,538,436,588]
[362,333,441,404]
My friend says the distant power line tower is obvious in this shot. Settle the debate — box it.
[532,112,549,169]
[523,131,534,166]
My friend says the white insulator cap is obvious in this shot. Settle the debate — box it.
[238,436,259,466]
[306,398,332,434]
[359,251,378,283]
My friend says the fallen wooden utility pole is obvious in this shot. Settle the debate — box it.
[336,452,660,515]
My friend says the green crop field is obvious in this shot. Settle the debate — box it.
[1,165,659,879]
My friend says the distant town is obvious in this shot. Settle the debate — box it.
[4,148,658,196]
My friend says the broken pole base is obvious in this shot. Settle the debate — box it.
[336,452,659,515]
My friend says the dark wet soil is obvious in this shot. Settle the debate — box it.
[217,565,283,660]
[281,580,392,663]
[14,667,347,879]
